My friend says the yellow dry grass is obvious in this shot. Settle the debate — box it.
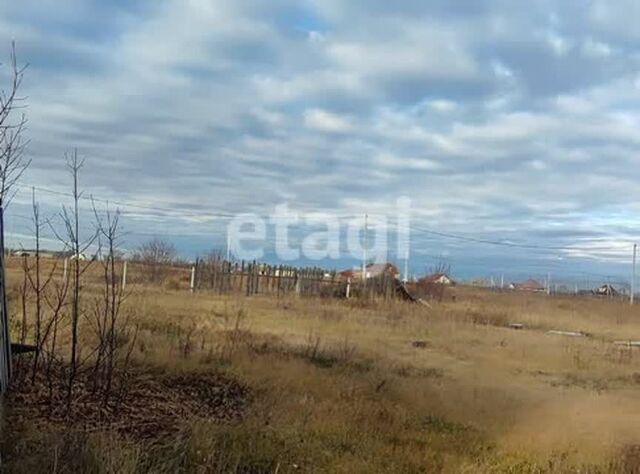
[4,261,640,472]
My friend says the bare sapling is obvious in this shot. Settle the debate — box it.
[0,42,29,389]
[90,201,135,408]
[200,248,225,291]
[50,150,97,411]
[418,259,452,302]
[25,189,59,381]
[19,252,28,346]
[42,266,70,404]
[131,237,177,284]
[0,41,30,208]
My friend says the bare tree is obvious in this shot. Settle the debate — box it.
[429,260,451,278]
[42,263,70,405]
[0,42,30,207]
[24,189,59,381]
[50,151,98,410]
[415,259,453,302]
[89,202,135,408]
[0,42,29,390]
[132,237,177,283]
[198,248,225,290]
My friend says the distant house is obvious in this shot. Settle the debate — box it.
[593,284,618,297]
[69,253,88,261]
[339,262,399,280]
[418,273,456,286]
[11,249,58,259]
[509,279,545,292]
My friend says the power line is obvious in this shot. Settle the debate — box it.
[408,223,628,253]
[9,183,637,277]
[14,183,367,221]
[361,214,629,255]
[14,184,238,219]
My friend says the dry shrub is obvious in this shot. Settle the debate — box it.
[410,281,450,302]
[614,444,640,474]
[458,306,510,327]
[7,361,249,443]
[164,275,182,291]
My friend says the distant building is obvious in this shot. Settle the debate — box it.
[509,279,545,292]
[418,273,456,286]
[593,284,618,297]
[339,262,399,280]
[11,249,58,259]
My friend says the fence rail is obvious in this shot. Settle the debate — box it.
[193,259,401,300]
[4,255,405,301]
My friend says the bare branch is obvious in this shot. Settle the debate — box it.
[0,42,29,207]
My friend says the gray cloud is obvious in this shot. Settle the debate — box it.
[1,0,639,277]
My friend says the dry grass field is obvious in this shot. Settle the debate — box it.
[3,259,640,473]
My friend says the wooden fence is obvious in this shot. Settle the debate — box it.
[5,255,407,301]
[193,259,402,300]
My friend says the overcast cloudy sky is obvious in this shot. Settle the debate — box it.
[1,0,640,282]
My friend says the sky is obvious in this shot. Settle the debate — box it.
[1,0,640,284]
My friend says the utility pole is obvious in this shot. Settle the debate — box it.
[403,244,410,284]
[632,243,637,305]
[361,214,368,282]
[547,272,551,296]
[226,228,231,262]
[403,256,408,283]
[500,274,504,289]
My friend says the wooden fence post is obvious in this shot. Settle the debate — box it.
[253,261,262,295]
[231,261,237,293]
[277,265,282,297]
[295,268,301,296]
[194,257,200,291]
[246,262,251,296]
[121,260,127,291]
